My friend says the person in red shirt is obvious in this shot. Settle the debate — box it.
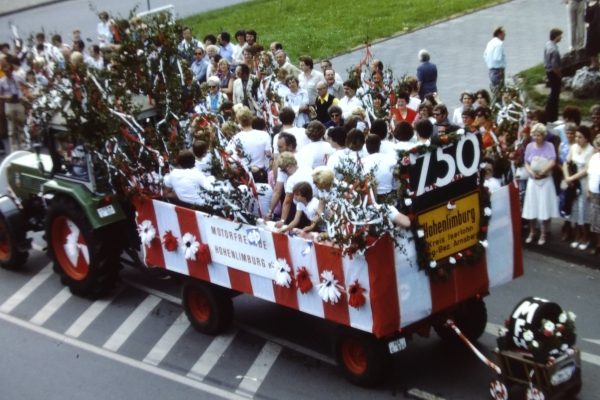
[391,91,418,125]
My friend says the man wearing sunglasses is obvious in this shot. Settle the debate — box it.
[191,47,209,83]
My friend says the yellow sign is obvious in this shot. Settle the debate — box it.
[417,191,480,260]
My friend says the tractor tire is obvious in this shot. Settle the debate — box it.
[45,196,121,298]
[0,213,29,270]
[182,280,234,335]
[333,326,392,387]
[433,297,488,342]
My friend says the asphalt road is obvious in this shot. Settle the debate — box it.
[0,236,599,400]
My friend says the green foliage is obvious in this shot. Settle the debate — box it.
[517,63,598,118]
[181,0,508,65]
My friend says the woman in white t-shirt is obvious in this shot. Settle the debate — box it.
[278,182,318,233]
[296,121,334,168]
[585,135,600,254]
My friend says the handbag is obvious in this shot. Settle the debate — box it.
[530,156,549,174]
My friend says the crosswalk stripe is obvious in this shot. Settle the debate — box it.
[187,329,238,381]
[235,341,282,398]
[29,286,72,325]
[64,284,126,338]
[0,263,54,314]
[102,295,161,352]
[143,311,190,366]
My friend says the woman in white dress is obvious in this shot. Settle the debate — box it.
[563,126,595,250]
[522,123,560,245]
[283,75,310,128]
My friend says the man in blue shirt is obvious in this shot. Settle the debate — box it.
[483,27,506,91]
[190,47,209,83]
[217,31,234,64]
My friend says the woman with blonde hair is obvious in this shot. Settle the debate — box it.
[217,58,235,98]
[522,123,560,245]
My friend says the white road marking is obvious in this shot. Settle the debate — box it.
[486,322,600,367]
[64,284,126,338]
[143,311,190,366]
[29,286,72,325]
[188,329,238,381]
[121,278,181,305]
[31,242,45,252]
[0,311,248,400]
[126,280,337,365]
[102,295,161,352]
[407,388,446,400]
[582,338,600,346]
[235,341,282,398]
[0,263,54,313]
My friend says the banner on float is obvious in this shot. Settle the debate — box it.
[417,191,481,260]
[203,216,278,280]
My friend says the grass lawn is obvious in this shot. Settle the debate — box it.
[517,64,599,118]
[181,0,508,64]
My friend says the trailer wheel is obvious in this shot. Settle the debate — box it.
[182,280,233,335]
[333,326,391,387]
[46,197,120,298]
[0,214,28,270]
[433,297,488,342]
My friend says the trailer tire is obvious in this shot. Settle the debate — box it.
[182,280,233,335]
[433,297,488,342]
[333,326,391,387]
[46,196,120,299]
[0,214,29,270]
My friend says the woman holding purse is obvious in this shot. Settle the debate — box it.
[563,126,595,250]
[522,123,560,245]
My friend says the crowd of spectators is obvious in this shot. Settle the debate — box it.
[0,11,599,251]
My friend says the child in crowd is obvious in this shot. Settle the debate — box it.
[278,182,317,233]
[70,29,82,44]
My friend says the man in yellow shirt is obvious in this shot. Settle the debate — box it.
[314,81,339,124]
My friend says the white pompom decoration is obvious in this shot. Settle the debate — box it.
[180,233,200,261]
[272,258,292,288]
[317,271,342,304]
[138,220,156,248]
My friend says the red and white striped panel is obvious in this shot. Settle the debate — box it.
[134,184,522,338]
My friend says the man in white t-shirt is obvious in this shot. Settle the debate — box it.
[163,150,207,206]
[325,127,350,178]
[266,152,316,226]
[272,107,310,155]
[362,134,398,196]
[369,119,396,156]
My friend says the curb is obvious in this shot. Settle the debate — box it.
[0,0,73,18]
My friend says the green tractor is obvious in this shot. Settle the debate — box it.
[0,96,157,298]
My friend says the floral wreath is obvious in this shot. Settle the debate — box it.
[396,131,492,279]
[518,311,577,358]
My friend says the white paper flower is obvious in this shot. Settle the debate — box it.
[424,140,431,146]
[448,257,456,265]
[480,163,487,169]
[526,387,544,400]
[417,229,425,238]
[316,270,341,304]
[484,207,492,217]
[447,201,456,210]
[457,128,465,135]
[272,258,292,288]
[544,321,555,332]
[138,220,156,248]
[429,260,437,268]
[404,198,412,206]
[568,311,576,321]
[561,344,568,351]
[532,340,539,348]
[523,330,534,341]
[180,233,200,261]
[480,240,489,248]
[558,312,567,323]
[556,332,562,337]
[489,380,507,400]
[137,49,144,56]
